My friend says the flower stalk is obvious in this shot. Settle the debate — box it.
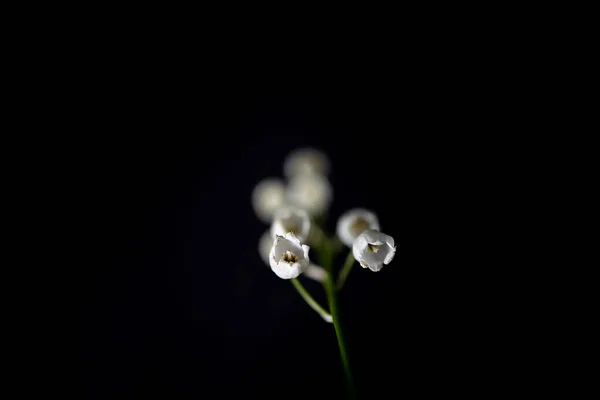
[291,278,332,323]
[321,237,356,399]
[336,250,355,290]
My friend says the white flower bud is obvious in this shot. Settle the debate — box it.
[352,229,396,272]
[336,208,380,247]
[304,263,327,283]
[269,232,310,279]
[285,174,332,216]
[270,206,311,242]
[283,147,330,178]
[251,178,286,223]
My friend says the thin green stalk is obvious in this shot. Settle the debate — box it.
[336,251,356,290]
[291,278,332,323]
[322,240,356,399]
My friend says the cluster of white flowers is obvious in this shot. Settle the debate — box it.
[252,148,396,280]
[252,148,395,390]
[252,148,331,281]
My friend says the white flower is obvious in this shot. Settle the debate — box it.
[336,208,381,247]
[258,230,274,264]
[269,232,310,279]
[283,147,330,178]
[270,206,311,242]
[260,228,325,283]
[352,229,396,272]
[285,174,333,216]
[251,178,286,223]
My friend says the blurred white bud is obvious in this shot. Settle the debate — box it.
[336,208,380,247]
[304,263,327,283]
[270,206,311,243]
[251,178,286,223]
[258,230,274,264]
[270,232,310,279]
[352,229,396,272]
[286,174,332,216]
[283,147,330,178]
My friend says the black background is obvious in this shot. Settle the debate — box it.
[74,72,514,399]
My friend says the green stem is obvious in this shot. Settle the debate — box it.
[291,278,332,323]
[336,251,356,290]
[322,241,356,399]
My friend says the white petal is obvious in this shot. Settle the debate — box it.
[361,229,391,245]
[272,236,302,260]
[283,232,302,248]
[384,245,396,265]
[384,235,395,249]
[270,219,287,238]
[270,206,311,242]
[368,261,384,272]
[270,254,309,279]
[352,232,369,257]
[269,236,282,269]
[352,235,367,266]
[301,244,311,262]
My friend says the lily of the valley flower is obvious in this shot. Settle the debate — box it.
[270,206,311,242]
[285,174,333,217]
[336,208,380,247]
[352,229,396,272]
[260,229,326,283]
[270,232,310,279]
[283,147,330,178]
[251,178,286,223]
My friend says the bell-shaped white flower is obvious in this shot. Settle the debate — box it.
[270,206,311,242]
[251,178,286,223]
[352,229,396,272]
[270,232,310,279]
[260,229,326,283]
[283,147,330,178]
[285,174,333,216]
[336,208,381,247]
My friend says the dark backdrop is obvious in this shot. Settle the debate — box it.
[76,76,511,399]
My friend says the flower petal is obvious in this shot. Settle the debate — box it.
[302,244,311,262]
[368,261,384,272]
[271,260,306,279]
[270,206,311,242]
[384,245,396,265]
